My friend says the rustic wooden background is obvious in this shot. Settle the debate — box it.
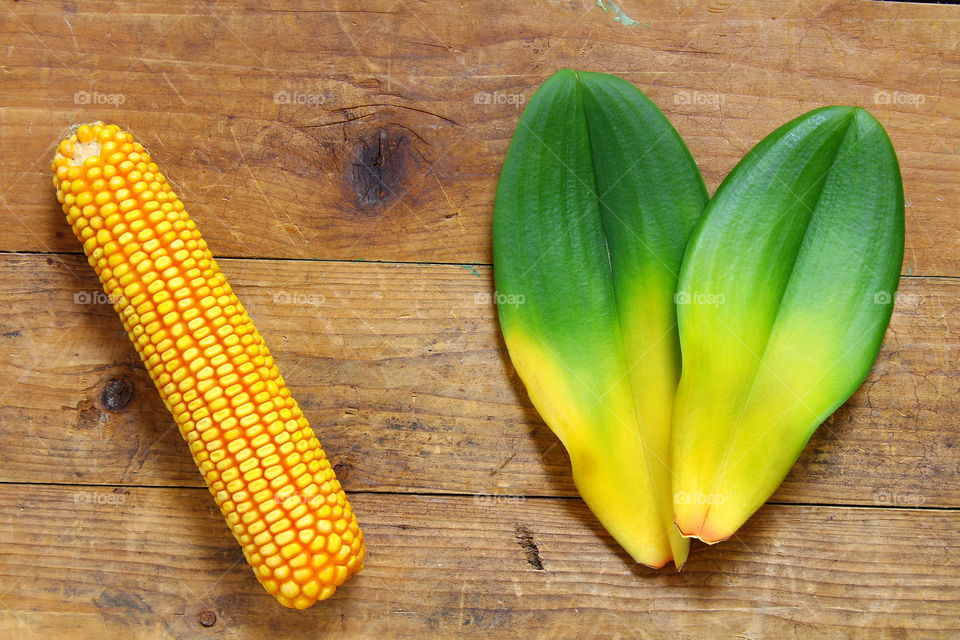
[1,0,958,638]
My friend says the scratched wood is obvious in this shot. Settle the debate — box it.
[0,486,956,639]
[2,0,959,638]
[1,0,958,275]
[0,254,956,510]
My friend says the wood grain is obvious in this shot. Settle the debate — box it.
[1,485,956,639]
[3,0,959,636]
[1,0,958,274]
[1,254,956,508]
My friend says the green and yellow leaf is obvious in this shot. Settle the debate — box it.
[493,69,708,567]
[671,107,905,542]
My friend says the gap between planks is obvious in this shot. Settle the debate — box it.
[0,250,958,281]
[0,480,955,513]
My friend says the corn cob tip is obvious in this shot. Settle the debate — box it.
[53,121,365,609]
[53,121,107,166]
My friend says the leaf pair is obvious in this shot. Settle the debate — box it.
[493,69,903,566]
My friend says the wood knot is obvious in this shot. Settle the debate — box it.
[349,125,412,208]
[333,462,351,483]
[100,376,134,412]
[196,609,217,627]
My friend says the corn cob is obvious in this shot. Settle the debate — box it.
[52,122,364,609]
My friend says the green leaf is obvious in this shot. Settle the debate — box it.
[671,107,905,542]
[493,69,708,567]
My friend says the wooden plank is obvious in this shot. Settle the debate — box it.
[1,254,956,508]
[0,485,955,639]
[1,0,958,274]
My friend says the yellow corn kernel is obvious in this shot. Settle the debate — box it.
[51,122,364,609]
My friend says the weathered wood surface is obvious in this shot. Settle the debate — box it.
[2,0,959,638]
[1,0,958,274]
[1,486,957,639]
[0,254,957,509]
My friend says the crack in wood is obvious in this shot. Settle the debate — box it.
[514,524,545,571]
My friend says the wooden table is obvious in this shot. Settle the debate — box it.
[1,1,958,637]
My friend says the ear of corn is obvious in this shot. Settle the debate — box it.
[52,122,364,609]
[493,70,708,567]
[671,107,904,542]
